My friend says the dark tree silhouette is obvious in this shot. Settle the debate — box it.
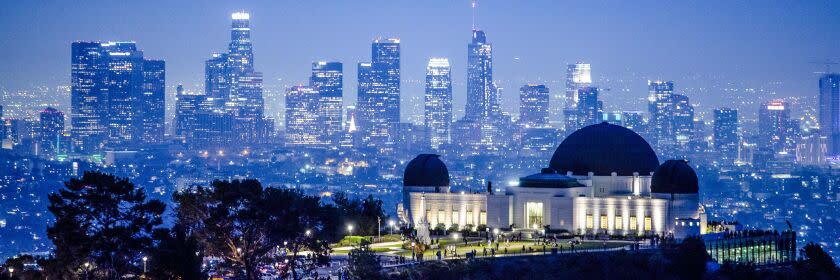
[333,193,386,236]
[147,226,205,280]
[347,241,382,280]
[796,242,839,279]
[175,180,341,280]
[663,236,708,280]
[46,171,165,279]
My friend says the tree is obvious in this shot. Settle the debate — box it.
[333,193,385,236]
[175,180,342,280]
[796,242,839,279]
[347,241,382,280]
[663,236,708,280]
[46,171,165,279]
[148,226,205,280]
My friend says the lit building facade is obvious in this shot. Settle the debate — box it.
[713,108,739,164]
[563,63,592,132]
[758,100,797,153]
[38,107,65,157]
[311,61,343,146]
[399,123,702,239]
[818,73,840,156]
[424,58,452,150]
[285,86,322,146]
[519,84,550,128]
[70,41,164,152]
[357,38,401,149]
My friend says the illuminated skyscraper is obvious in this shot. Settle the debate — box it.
[647,80,676,148]
[140,59,165,144]
[518,84,549,128]
[175,85,206,141]
[71,41,164,151]
[103,42,145,147]
[758,100,797,153]
[576,86,601,128]
[563,63,592,131]
[38,107,64,157]
[285,86,321,146]
[310,61,343,146]
[357,38,400,148]
[565,63,592,108]
[713,108,739,164]
[465,30,496,121]
[819,73,840,156]
[672,94,694,145]
[203,12,268,145]
[205,53,229,102]
[621,111,646,132]
[71,41,108,153]
[425,58,452,150]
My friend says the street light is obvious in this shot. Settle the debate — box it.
[83,262,90,279]
[8,267,13,277]
[388,220,395,235]
[347,225,354,236]
[142,256,148,275]
[305,229,312,236]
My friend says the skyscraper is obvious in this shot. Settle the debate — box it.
[647,80,676,148]
[819,73,840,156]
[672,94,694,145]
[576,86,601,128]
[71,41,163,152]
[205,53,229,102]
[203,12,268,145]
[103,42,145,147]
[38,107,64,157]
[175,85,207,141]
[564,63,592,132]
[518,84,550,129]
[465,30,496,121]
[285,85,321,146]
[70,42,108,153]
[357,38,400,148]
[140,59,165,144]
[713,108,739,164]
[758,100,796,153]
[310,61,343,146]
[425,58,453,150]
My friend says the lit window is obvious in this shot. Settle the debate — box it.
[480,211,487,225]
[586,215,594,229]
[438,211,445,225]
[629,216,637,230]
[615,217,623,230]
[600,215,608,229]
[644,217,652,231]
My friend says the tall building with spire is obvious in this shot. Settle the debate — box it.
[425,58,452,150]
[465,29,496,122]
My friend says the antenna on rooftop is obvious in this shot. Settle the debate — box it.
[471,0,478,30]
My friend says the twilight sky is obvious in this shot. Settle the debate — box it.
[0,0,838,120]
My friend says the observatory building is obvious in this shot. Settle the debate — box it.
[398,122,704,239]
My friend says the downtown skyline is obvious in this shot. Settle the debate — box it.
[1,1,839,123]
